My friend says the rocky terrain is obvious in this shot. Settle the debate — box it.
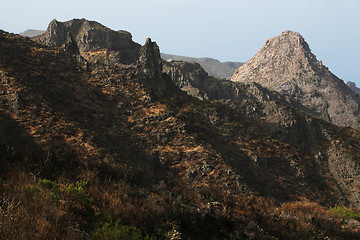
[18,28,243,79]
[231,30,360,129]
[161,53,243,79]
[33,18,141,64]
[1,20,360,239]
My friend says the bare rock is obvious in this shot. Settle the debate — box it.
[139,38,168,90]
[33,18,141,64]
[231,30,360,129]
[139,38,163,79]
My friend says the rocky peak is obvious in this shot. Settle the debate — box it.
[231,30,323,86]
[33,18,140,64]
[266,30,311,52]
[139,38,163,80]
[138,38,180,93]
[231,31,360,129]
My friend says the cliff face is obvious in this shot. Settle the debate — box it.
[231,31,360,129]
[163,60,211,100]
[33,18,141,64]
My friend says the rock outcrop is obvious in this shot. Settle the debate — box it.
[163,61,211,99]
[139,38,177,92]
[33,18,141,64]
[139,38,163,80]
[164,59,290,106]
[231,30,360,129]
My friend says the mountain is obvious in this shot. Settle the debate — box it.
[347,81,360,95]
[161,53,243,79]
[1,20,360,239]
[231,30,360,129]
[19,29,45,37]
[33,18,141,64]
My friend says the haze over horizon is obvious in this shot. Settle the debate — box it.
[1,0,359,85]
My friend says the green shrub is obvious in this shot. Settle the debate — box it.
[63,181,87,195]
[330,205,360,220]
[23,184,41,197]
[38,178,56,190]
[92,221,143,240]
[226,232,246,240]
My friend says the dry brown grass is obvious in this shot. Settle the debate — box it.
[0,172,82,240]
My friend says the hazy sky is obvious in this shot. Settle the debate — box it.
[1,0,359,84]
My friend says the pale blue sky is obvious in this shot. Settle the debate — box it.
[0,0,359,84]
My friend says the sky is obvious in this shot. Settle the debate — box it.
[0,0,359,85]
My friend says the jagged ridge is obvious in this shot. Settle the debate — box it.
[33,18,141,64]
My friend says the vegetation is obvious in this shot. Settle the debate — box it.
[330,205,360,221]
[1,30,360,239]
[92,221,153,240]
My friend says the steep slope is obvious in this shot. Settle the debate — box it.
[161,53,243,78]
[33,18,141,64]
[1,28,360,239]
[231,31,360,129]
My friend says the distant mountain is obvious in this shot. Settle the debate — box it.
[19,29,45,37]
[231,30,360,129]
[161,53,243,79]
[347,81,360,95]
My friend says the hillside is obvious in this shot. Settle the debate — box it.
[231,31,360,129]
[1,20,360,239]
[161,53,243,79]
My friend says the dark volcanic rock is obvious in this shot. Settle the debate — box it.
[231,30,360,129]
[139,38,174,92]
[163,61,210,100]
[163,60,281,103]
[139,38,163,80]
[64,32,80,55]
[33,18,141,64]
